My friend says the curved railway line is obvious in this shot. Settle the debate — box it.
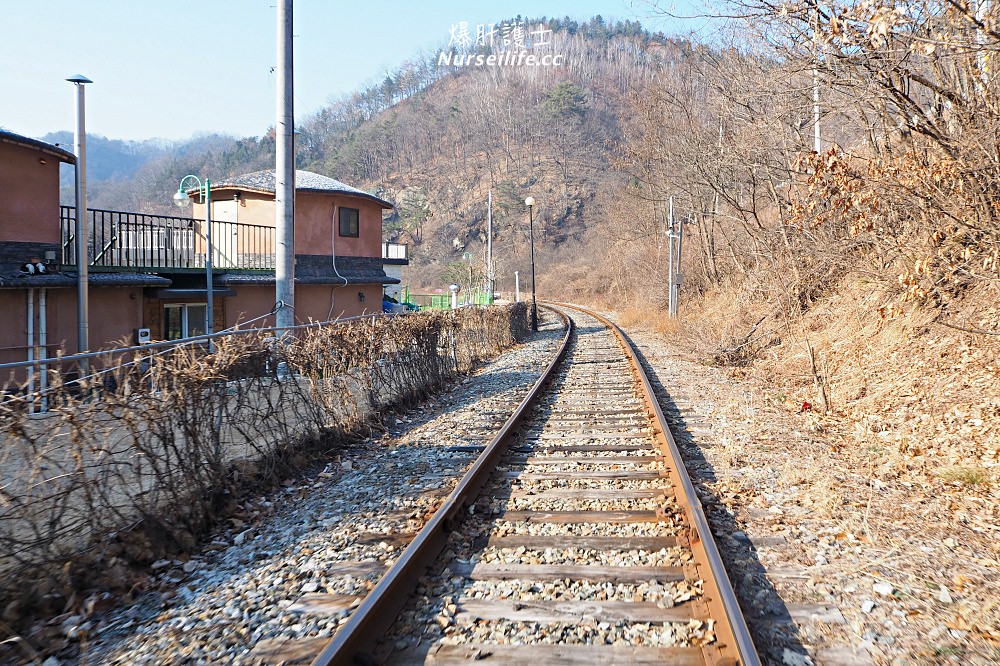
[298,304,758,665]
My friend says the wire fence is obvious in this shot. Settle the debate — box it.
[0,303,529,637]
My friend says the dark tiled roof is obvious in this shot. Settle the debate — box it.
[208,170,393,209]
[1,242,170,289]
[216,254,398,286]
[0,129,76,164]
[0,273,75,289]
[0,272,171,290]
[89,273,172,287]
[215,273,400,287]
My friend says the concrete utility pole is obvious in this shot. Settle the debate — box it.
[812,3,822,153]
[275,0,295,332]
[486,190,494,302]
[666,196,684,317]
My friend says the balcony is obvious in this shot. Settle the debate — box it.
[61,206,275,271]
[382,241,408,264]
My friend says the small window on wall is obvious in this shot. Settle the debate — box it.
[339,207,360,237]
[164,303,207,340]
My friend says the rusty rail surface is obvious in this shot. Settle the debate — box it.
[309,308,574,664]
[572,303,759,665]
[306,303,759,665]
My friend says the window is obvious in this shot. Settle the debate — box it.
[163,303,207,340]
[338,207,360,237]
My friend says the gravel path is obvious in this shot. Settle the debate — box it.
[68,314,566,665]
[373,308,720,660]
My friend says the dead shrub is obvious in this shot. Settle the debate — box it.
[0,303,528,643]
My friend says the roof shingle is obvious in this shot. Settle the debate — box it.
[208,170,392,208]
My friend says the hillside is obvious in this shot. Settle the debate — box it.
[81,17,682,292]
[292,17,680,289]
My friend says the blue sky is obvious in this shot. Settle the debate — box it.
[0,1,711,142]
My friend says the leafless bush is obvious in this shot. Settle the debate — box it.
[0,303,528,634]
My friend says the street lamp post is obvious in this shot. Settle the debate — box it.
[524,196,538,331]
[67,74,92,359]
[173,176,214,345]
[463,251,473,302]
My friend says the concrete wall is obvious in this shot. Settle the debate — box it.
[192,190,384,261]
[90,287,144,349]
[0,141,62,244]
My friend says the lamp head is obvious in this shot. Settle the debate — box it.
[173,189,192,207]
[66,74,93,84]
[524,196,535,207]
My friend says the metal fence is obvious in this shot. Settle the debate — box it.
[404,288,494,310]
[60,206,276,270]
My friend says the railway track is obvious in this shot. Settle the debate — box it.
[307,304,758,665]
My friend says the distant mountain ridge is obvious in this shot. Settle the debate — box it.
[40,131,174,188]
[42,16,686,286]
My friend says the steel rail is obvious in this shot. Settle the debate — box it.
[556,301,760,666]
[309,308,574,666]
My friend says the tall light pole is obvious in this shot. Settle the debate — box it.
[67,74,91,358]
[173,176,214,344]
[275,0,295,333]
[463,251,473,301]
[524,196,538,331]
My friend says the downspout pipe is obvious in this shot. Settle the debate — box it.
[27,289,35,416]
[39,289,47,413]
[327,204,349,321]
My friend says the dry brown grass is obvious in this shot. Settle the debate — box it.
[616,306,682,338]
[622,273,1000,659]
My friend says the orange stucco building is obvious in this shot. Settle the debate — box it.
[1,131,397,379]
[0,130,169,373]
[177,169,397,332]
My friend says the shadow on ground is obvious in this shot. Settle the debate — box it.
[620,330,811,666]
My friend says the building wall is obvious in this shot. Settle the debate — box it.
[0,290,31,368]
[225,283,381,328]
[329,197,383,259]
[296,283,380,322]
[0,288,77,383]
[193,190,384,261]
[90,287,144,349]
[224,288,277,331]
[0,141,63,244]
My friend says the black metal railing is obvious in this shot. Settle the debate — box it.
[61,206,275,270]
